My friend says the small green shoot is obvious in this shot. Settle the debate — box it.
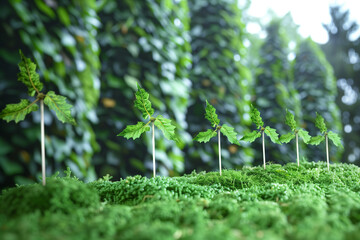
[194,100,240,176]
[241,105,280,169]
[118,84,178,177]
[308,112,343,170]
[280,109,311,166]
[0,50,76,186]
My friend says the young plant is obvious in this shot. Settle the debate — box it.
[279,109,311,166]
[0,50,76,186]
[308,112,343,170]
[241,105,280,169]
[118,83,178,178]
[193,100,240,176]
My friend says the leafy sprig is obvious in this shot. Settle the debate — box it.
[194,100,240,176]
[118,84,178,177]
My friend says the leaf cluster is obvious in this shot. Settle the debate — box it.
[0,51,76,125]
[118,84,177,142]
[241,105,280,144]
[279,109,311,144]
[193,100,240,145]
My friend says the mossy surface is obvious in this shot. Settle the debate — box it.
[1,162,360,240]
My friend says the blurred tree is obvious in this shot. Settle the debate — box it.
[185,0,253,172]
[252,20,301,165]
[0,0,100,188]
[95,0,192,178]
[322,6,360,165]
[294,38,343,162]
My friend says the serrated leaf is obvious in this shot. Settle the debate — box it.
[285,109,297,131]
[315,112,327,134]
[18,50,43,96]
[280,132,295,143]
[205,100,220,127]
[298,129,311,143]
[308,135,325,145]
[221,124,240,146]
[118,122,150,140]
[0,99,38,123]
[44,91,76,125]
[328,131,343,148]
[194,129,217,143]
[264,126,280,144]
[250,105,264,129]
[134,83,154,119]
[241,130,261,143]
[154,115,177,141]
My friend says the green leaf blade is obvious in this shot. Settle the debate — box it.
[134,84,154,119]
[315,112,327,134]
[194,129,217,143]
[308,135,325,145]
[285,109,297,131]
[220,124,240,146]
[241,130,261,143]
[18,50,43,96]
[264,126,280,144]
[280,132,295,143]
[154,115,177,141]
[44,91,76,125]
[298,129,311,143]
[118,122,150,140]
[328,131,343,149]
[250,105,264,129]
[0,99,38,123]
[205,100,220,127]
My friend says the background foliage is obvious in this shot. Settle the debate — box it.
[0,0,353,188]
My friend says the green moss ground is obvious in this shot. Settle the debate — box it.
[1,162,360,240]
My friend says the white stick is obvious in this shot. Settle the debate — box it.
[296,132,299,167]
[40,100,46,186]
[152,121,156,178]
[262,130,266,169]
[326,134,329,171]
[218,130,222,176]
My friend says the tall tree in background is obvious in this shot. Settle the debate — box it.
[294,38,343,162]
[0,0,100,187]
[185,0,253,172]
[95,0,191,178]
[253,20,301,165]
[322,6,360,164]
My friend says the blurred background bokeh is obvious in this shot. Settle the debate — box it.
[1,0,359,188]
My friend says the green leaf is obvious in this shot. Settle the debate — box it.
[18,50,43,96]
[241,130,261,143]
[154,115,177,141]
[44,91,76,125]
[118,122,150,140]
[298,129,311,143]
[194,129,217,143]
[250,105,264,129]
[285,109,297,131]
[205,100,220,127]
[220,124,240,146]
[134,83,154,119]
[264,126,280,144]
[0,99,38,123]
[308,135,325,145]
[315,112,327,134]
[328,131,343,148]
[280,132,295,143]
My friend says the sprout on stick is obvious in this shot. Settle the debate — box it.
[308,113,343,170]
[0,50,76,186]
[193,100,240,176]
[241,105,280,169]
[118,83,178,177]
[280,109,311,166]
